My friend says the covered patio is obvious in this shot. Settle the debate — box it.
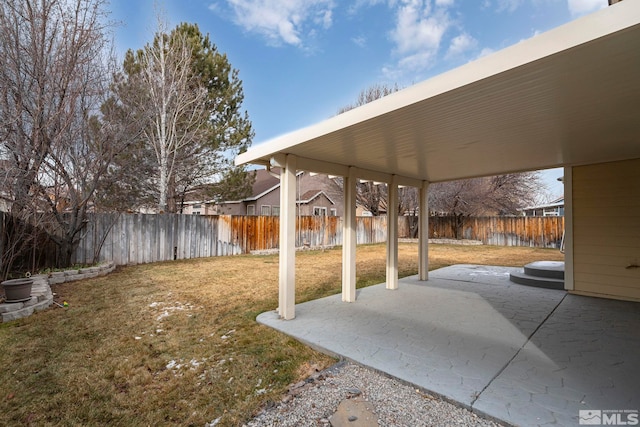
[257,265,640,426]
[236,1,640,319]
[236,2,640,424]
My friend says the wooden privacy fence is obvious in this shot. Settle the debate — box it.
[429,216,565,248]
[70,213,564,266]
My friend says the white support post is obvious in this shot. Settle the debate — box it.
[563,166,574,291]
[278,154,297,319]
[342,167,357,302]
[386,175,399,290]
[419,181,430,280]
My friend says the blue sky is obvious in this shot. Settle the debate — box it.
[107,0,608,199]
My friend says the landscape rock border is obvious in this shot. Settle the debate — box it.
[244,361,503,427]
[0,262,116,323]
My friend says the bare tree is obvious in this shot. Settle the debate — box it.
[429,172,542,238]
[0,0,135,271]
[112,16,213,212]
[337,83,401,115]
[0,185,52,279]
[109,21,254,213]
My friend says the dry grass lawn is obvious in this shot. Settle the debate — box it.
[0,243,563,426]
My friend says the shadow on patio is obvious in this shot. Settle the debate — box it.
[257,265,640,426]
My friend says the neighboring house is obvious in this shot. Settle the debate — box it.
[178,186,223,215]
[181,168,343,217]
[521,196,564,217]
[0,159,75,214]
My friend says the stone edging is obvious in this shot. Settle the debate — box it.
[0,262,116,323]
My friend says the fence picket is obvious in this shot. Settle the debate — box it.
[1,212,564,270]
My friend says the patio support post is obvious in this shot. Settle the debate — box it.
[563,166,574,291]
[279,154,297,319]
[386,175,399,290]
[419,181,429,280]
[342,167,357,302]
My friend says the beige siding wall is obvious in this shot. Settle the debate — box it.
[298,173,343,216]
[298,193,337,216]
[572,158,640,301]
[253,189,280,216]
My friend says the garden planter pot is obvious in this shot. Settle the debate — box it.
[1,278,34,303]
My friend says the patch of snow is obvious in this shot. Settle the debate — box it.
[205,416,221,427]
[150,302,196,321]
[166,360,182,370]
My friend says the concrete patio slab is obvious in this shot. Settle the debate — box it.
[257,264,640,426]
[474,293,640,426]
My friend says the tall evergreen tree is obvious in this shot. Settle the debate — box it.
[107,20,254,212]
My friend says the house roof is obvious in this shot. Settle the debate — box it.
[249,169,281,200]
[522,196,565,211]
[181,169,283,205]
[242,169,305,202]
[236,2,640,186]
[298,190,335,205]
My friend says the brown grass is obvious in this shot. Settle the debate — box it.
[0,243,562,426]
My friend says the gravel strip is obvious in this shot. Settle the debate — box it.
[244,362,504,427]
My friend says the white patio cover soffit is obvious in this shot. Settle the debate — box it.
[236,1,640,184]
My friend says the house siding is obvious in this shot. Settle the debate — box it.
[298,173,343,216]
[209,171,342,217]
[298,193,336,216]
[215,203,245,215]
[572,158,640,301]
[251,188,280,215]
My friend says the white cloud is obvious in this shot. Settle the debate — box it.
[398,50,437,72]
[485,0,524,12]
[348,0,387,13]
[390,1,449,55]
[382,50,436,80]
[477,47,495,59]
[566,0,606,16]
[384,0,452,79]
[352,35,367,47]
[221,0,335,47]
[446,32,477,58]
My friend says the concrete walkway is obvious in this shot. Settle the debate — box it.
[257,265,640,426]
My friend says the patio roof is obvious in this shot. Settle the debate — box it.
[234,1,640,321]
[236,1,640,184]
